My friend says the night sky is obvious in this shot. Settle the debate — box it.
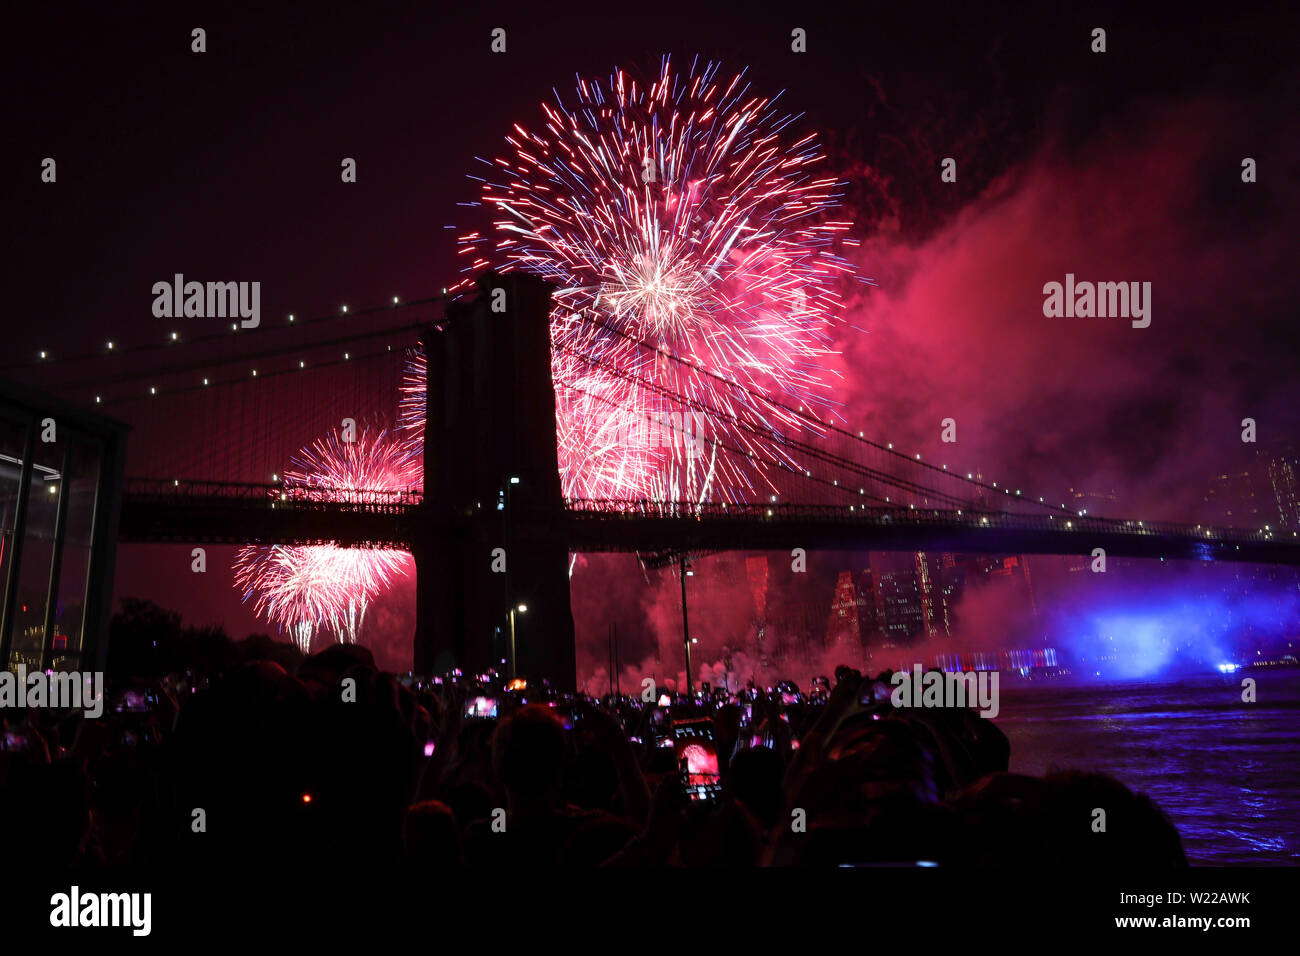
[4,2,1297,673]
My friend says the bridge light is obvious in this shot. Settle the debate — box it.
[888,443,893,449]
[517,604,527,613]
[344,352,350,360]
[859,431,864,437]
[174,479,179,486]
[288,314,295,322]
[48,484,56,494]
[106,341,114,350]
[251,369,257,377]
[771,494,777,501]
[916,454,921,460]
[202,378,209,386]
[299,361,305,368]
[39,350,46,359]
[232,323,237,331]
[149,386,156,395]
[967,474,973,480]
[170,331,178,341]
[272,474,278,481]
[342,305,348,313]
[94,396,101,403]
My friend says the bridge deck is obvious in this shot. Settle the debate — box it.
[117,481,1300,564]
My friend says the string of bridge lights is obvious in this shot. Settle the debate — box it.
[90,342,410,407]
[74,318,429,393]
[10,291,449,372]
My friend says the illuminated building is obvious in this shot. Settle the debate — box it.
[0,381,127,673]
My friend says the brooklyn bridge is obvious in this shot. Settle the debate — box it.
[4,272,1297,687]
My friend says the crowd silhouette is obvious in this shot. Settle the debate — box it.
[0,619,1189,870]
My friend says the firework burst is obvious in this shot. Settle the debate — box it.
[454,55,858,501]
[233,427,418,648]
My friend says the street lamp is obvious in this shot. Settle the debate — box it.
[508,603,527,679]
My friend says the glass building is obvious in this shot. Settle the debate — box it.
[0,380,127,673]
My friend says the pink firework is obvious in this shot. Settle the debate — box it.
[454,55,858,502]
[234,427,417,648]
[282,426,421,504]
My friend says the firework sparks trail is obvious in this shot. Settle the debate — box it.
[445,55,858,502]
[233,428,418,646]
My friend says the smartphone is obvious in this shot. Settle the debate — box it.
[671,717,722,803]
[113,689,152,714]
[464,696,499,719]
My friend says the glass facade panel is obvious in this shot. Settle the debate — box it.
[50,438,101,669]
[0,385,125,674]
[6,434,64,669]
[0,417,28,665]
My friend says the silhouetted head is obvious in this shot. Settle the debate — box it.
[492,704,566,803]
[404,799,462,866]
[1042,770,1188,867]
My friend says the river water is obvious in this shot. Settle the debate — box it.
[995,669,1300,865]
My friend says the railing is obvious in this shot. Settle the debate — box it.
[125,477,424,512]
[563,498,1293,545]
[121,482,1294,547]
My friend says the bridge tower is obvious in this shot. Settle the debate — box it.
[412,271,577,689]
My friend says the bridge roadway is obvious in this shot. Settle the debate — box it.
[117,480,1300,564]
